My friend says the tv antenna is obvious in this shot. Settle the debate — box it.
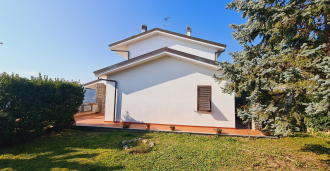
[162,17,171,29]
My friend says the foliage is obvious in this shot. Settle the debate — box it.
[314,131,330,138]
[1,130,330,170]
[214,128,223,134]
[215,0,330,136]
[169,126,175,130]
[307,113,330,132]
[123,122,131,128]
[261,129,273,136]
[145,123,150,127]
[0,72,84,145]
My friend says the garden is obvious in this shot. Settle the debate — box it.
[1,130,330,170]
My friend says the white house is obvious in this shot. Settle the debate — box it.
[84,25,236,128]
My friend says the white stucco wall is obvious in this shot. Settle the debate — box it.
[104,81,116,121]
[127,35,218,61]
[105,56,235,128]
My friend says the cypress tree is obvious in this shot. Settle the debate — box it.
[215,0,330,136]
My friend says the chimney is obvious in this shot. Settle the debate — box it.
[186,26,192,36]
[141,24,147,33]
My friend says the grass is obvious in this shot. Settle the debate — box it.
[128,143,151,154]
[0,130,330,170]
[314,132,330,139]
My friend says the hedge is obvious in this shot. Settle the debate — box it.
[0,72,85,145]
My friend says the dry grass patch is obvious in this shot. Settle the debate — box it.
[128,143,151,154]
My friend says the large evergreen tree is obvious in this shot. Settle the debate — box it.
[215,0,330,136]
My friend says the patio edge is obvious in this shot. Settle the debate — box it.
[73,125,279,139]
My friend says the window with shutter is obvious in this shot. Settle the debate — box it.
[197,86,211,112]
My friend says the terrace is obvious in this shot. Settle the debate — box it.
[74,113,265,137]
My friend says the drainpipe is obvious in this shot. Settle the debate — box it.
[97,78,118,123]
[214,49,225,61]
[111,50,130,60]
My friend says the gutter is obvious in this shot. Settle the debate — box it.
[97,78,118,123]
[111,50,130,60]
[214,49,225,61]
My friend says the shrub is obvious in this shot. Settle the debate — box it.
[307,113,330,132]
[123,122,131,128]
[213,128,222,134]
[169,126,175,130]
[0,72,84,145]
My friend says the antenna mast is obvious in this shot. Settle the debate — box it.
[162,17,171,29]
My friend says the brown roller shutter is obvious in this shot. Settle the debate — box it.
[197,86,211,112]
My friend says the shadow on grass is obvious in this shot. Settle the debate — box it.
[302,143,330,166]
[0,152,123,171]
[0,130,153,170]
[294,133,312,138]
[302,144,330,155]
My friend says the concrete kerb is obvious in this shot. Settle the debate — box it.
[73,125,279,139]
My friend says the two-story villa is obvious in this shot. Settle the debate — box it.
[83,25,235,128]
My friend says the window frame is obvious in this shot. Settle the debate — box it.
[197,85,211,112]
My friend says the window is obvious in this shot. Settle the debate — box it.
[197,86,211,112]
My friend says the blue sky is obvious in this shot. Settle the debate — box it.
[0,0,246,84]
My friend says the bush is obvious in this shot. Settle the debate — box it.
[0,72,84,145]
[307,113,330,132]
[213,128,222,134]
[123,122,131,128]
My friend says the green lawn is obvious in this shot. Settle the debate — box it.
[1,130,330,170]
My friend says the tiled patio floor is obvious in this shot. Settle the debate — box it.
[74,113,263,136]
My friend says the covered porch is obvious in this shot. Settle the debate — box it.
[75,79,116,118]
[78,79,117,120]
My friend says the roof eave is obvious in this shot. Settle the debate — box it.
[93,47,219,77]
[108,28,227,49]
